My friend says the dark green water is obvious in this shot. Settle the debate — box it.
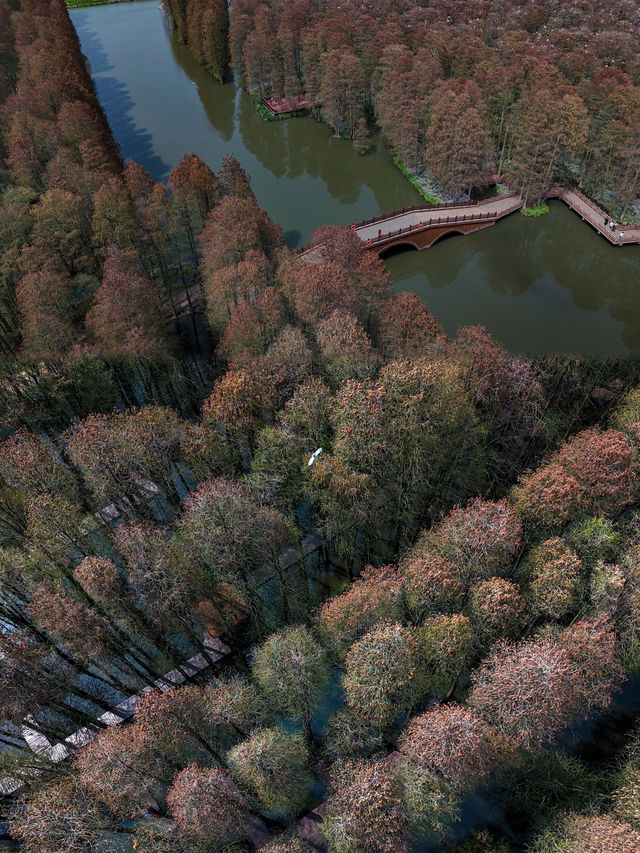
[71,0,640,356]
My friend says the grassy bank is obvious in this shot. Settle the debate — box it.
[65,0,137,8]
[392,157,440,205]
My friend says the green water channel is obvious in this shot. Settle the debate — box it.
[71,0,640,356]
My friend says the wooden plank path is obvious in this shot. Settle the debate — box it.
[162,184,638,319]
[548,185,640,245]
[355,191,524,245]
[354,186,640,249]
[0,635,230,797]
[297,184,640,261]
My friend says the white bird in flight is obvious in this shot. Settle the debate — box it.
[307,448,323,467]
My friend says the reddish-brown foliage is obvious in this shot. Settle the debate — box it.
[321,758,411,853]
[527,537,583,619]
[202,368,263,434]
[514,429,636,529]
[416,613,474,688]
[115,520,192,624]
[134,685,220,765]
[426,497,522,586]
[308,224,364,270]
[314,564,405,659]
[401,551,464,618]
[86,247,168,361]
[217,286,284,362]
[470,622,621,750]
[558,616,623,712]
[200,195,282,285]
[0,429,76,497]
[399,704,509,790]
[468,577,525,640]
[343,623,418,727]
[469,636,579,748]
[16,268,75,359]
[167,764,252,846]
[537,813,640,852]
[377,292,446,361]
[512,462,585,530]
[63,407,184,505]
[28,580,111,665]
[75,724,167,820]
[316,308,378,385]
[554,429,636,514]
[168,152,220,229]
[73,556,126,605]
[8,778,110,853]
[288,259,357,327]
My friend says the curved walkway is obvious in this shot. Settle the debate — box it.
[355,192,523,245]
[352,185,640,250]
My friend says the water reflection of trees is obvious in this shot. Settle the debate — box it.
[236,92,418,210]
[387,205,640,356]
[168,35,235,142]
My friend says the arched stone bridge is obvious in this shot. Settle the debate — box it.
[354,192,523,254]
[350,186,640,256]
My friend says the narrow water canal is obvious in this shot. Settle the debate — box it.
[71,0,640,357]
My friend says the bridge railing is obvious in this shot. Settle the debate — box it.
[365,200,524,245]
[352,191,520,229]
[546,186,638,244]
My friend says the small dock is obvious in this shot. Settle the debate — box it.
[261,95,310,117]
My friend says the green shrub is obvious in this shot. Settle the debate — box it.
[522,202,550,217]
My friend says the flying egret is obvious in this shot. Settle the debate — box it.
[307,447,323,467]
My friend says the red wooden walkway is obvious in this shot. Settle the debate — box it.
[351,186,640,253]
[354,192,523,252]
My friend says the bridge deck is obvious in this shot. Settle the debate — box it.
[549,186,640,245]
[353,186,640,248]
[356,193,523,243]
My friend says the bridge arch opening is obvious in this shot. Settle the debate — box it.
[428,229,466,247]
[378,241,419,259]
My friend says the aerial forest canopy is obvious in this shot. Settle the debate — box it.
[1,0,640,851]
[207,0,640,209]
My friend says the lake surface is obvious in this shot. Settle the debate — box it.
[71,0,640,356]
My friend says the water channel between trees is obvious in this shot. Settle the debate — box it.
[70,0,640,358]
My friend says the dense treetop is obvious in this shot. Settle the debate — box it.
[2,1,640,851]
[221,0,640,207]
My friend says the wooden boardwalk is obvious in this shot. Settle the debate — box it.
[0,635,230,797]
[548,185,640,245]
[356,192,520,242]
[262,95,311,116]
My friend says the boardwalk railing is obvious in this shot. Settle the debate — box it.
[299,184,639,257]
[547,185,640,245]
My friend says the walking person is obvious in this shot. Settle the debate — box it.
[378,228,382,239]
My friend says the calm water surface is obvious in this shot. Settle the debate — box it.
[71,0,640,356]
